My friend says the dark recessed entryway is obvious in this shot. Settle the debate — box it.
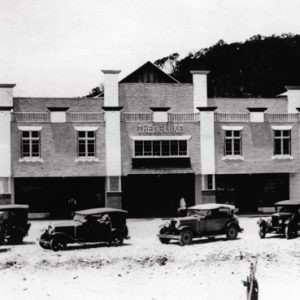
[14,177,105,218]
[122,174,195,217]
[216,174,289,213]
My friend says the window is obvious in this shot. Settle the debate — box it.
[77,131,96,157]
[273,130,291,155]
[134,140,187,157]
[202,174,215,190]
[21,131,40,158]
[224,130,242,156]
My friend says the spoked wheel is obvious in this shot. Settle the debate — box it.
[258,226,266,239]
[226,226,238,240]
[179,230,193,246]
[50,237,66,252]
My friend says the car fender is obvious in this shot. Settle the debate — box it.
[257,218,268,228]
[50,232,73,243]
[178,226,195,235]
[225,221,240,232]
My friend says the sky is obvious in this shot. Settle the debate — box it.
[1,0,300,97]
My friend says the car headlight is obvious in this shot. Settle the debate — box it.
[174,220,180,228]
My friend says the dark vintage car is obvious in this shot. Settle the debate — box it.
[158,203,243,246]
[39,207,129,251]
[0,204,31,244]
[258,200,300,239]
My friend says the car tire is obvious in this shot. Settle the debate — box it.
[39,241,50,249]
[226,225,238,240]
[258,226,266,239]
[50,237,66,252]
[179,230,193,246]
[110,233,124,246]
[285,225,293,240]
[159,238,170,244]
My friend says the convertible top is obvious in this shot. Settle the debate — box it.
[0,204,29,211]
[188,203,235,211]
[274,200,300,206]
[75,207,128,215]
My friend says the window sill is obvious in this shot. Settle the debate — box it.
[75,157,99,162]
[222,155,244,161]
[19,157,44,163]
[272,155,293,160]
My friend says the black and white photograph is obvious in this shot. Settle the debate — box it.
[1,0,300,299]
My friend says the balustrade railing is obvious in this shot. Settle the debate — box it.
[13,112,50,122]
[67,112,105,122]
[215,113,250,122]
[265,114,299,122]
[168,113,200,122]
[121,113,153,122]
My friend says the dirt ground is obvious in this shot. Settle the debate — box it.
[1,217,300,300]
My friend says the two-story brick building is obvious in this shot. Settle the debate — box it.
[1,61,300,217]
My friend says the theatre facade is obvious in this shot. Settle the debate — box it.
[1,61,300,217]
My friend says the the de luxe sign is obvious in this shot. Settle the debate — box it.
[137,124,183,135]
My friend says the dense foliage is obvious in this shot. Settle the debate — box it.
[154,34,300,97]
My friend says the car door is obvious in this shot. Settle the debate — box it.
[204,209,231,233]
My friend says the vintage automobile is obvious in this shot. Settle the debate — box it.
[0,204,31,244]
[158,203,243,246]
[258,200,300,239]
[39,207,129,251]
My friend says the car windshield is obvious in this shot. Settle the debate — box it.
[187,209,210,217]
[278,206,299,213]
[73,213,87,223]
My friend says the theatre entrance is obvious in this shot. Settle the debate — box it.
[122,174,195,217]
[216,174,289,213]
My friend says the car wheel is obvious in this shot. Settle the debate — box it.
[179,230,193,246]
[159,238,170,244]
[258,226,266,239]
[226,225,238,240]
[285,226,293,239]
[50,237,66,252]
[110,234,124,246]
[39,241,50,249]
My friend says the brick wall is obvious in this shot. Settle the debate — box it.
[12,98,106,177]
[121,122,201,175]
[216,121,300,174]
[211,97,287,113]
[119,83,193,112]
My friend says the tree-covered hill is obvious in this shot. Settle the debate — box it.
[154,34,300,97]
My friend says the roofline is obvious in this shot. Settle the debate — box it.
[0,84,16,88]
[119,61,181,84]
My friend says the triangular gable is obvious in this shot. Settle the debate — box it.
[120,61,180,83]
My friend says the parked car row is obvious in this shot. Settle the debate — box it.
[0,200,300,251]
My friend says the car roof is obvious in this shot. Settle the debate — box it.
[0,204,29,211]
[188,203,235,210]
[274,200,300,206]
[75,207,128,215]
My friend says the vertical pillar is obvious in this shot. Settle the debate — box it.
[191,71,210,112]
[289,173,300,200]
[194,174,202,205]
[197,106,217,204]
[286,86,300,113]
[0,84,15,205]
[102,70,123,208]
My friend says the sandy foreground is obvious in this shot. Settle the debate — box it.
[1,217,300,300]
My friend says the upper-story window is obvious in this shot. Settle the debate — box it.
[21,131,41,158]
[273,130,291,156]
[134,140,188,157]
[224,130,242,156]
[77,131,96,157]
